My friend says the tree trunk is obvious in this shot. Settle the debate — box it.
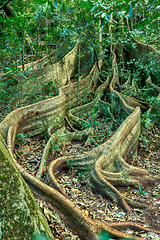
[0,133,54,240]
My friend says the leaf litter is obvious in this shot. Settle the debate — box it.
[15,125,160,240]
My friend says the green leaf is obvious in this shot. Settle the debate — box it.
[128,5,133,18]
[80,0,93,9]
[133,189,139,193]
[50,1,55,12]
[98,0,103,7]
[142,191,148,196]
[52,1,58,8]
[61,2,66,12]
[95,11,103,17]
[32,233,48,240]
[90,5,97,13]
[4,67,11,71]
[138,185,142,192]
[34,0,46,4]
[141,192,145,196]
[101,12,107,18]
[120,238,136,240]
[148,0,155,11]
[45,0,49,12]
[97,231,112,240]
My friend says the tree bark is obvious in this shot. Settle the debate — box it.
[0,42,160,240]
[0,133,54,240]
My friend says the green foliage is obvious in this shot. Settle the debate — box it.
[141,113,153,128]
[97,231,112,240]
[120,238,136,240]
[132,184,148,196]
[43,80,59,96]
[139,134,150,148]
[66,158,75,166]
[120,173,129,183]
[51,140,60,151]
[97,231,136,240]
[0,81,7,100]
[16,133,26,145]
[81,103,99,129]
[76,171,86,179]
[32,233,48,240]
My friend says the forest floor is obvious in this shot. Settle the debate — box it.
[10,116,160,240]
[0,89,160,240]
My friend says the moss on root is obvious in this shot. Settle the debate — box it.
[0,133,54,240]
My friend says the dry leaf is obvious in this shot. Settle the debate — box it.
[105,216,113,220]
[84,210,89,216]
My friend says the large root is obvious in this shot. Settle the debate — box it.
[0,44,79,104]
[16,161,160,240]
[47,107,160,213]
[0,42,160,240]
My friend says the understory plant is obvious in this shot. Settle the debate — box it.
[132,184,148,196]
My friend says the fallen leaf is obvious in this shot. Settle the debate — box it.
[84,210,89,216]
[105,216,113,221]
[89,196,97,200]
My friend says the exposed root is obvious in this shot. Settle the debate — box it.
[16,160,150,240]
[36,127,91,180]
[46,108,159,214]
[109,222,160,235]
[65,115,77,132]
[0,42,160,240]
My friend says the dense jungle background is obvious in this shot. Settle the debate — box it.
[0,0,160,239]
